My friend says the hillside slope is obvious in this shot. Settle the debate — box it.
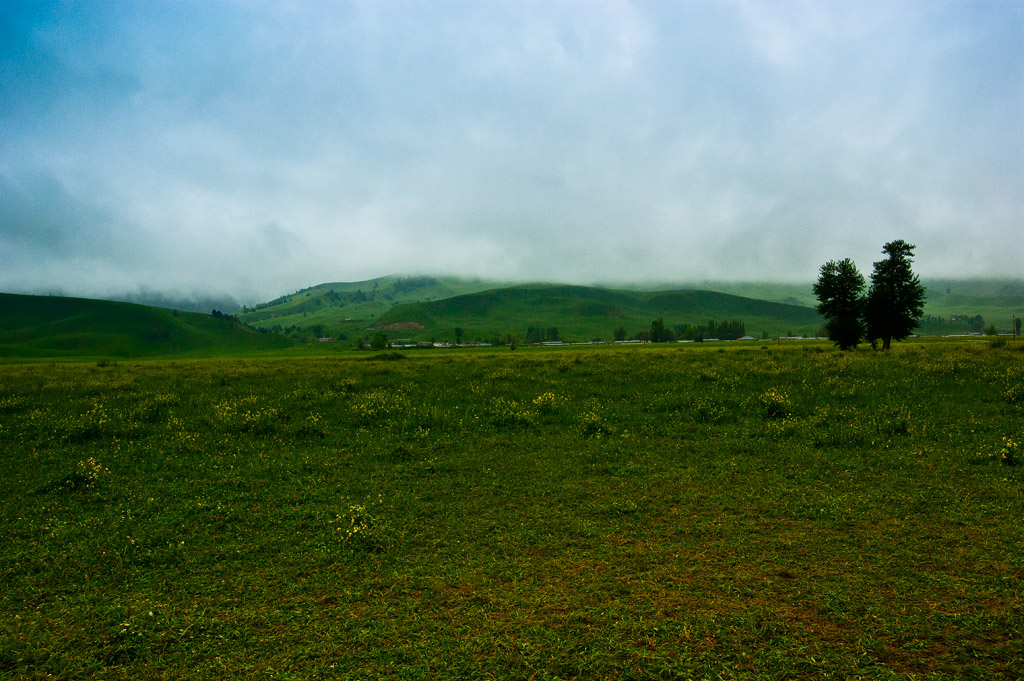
[236,275,1023,342]
[0,294,293,360]
[372,284,824,342]
[238,275,502,335]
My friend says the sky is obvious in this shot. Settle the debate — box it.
[1,0,1022,303]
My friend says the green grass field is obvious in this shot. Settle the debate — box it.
[1,341,1022,679]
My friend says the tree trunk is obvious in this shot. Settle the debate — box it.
[883,336,891,351]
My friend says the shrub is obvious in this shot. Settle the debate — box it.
[57,457,108,491]
[488,397,536,427]
[330,497,390,552]
[995,437,1018,466]
[352,390,407,424]
[578,410,612,438]
[532,391,563,414]
[757,389,792,419]
[362,351,405,362]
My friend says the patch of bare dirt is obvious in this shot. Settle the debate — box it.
[375,321,426,330]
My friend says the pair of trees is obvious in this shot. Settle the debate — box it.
[814,240,925,351]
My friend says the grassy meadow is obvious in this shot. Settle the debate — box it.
[1,341,1022,679]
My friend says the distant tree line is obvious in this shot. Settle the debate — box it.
[918,314,986,336]
[249,287,379,313]
[210,309,240,323]
[393,276,438,295]
[622,318,748,343]
[526,326,561,343]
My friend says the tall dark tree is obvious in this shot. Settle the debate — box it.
[813,258,865,350]
[863,240,926,350]
[650,317,674,342]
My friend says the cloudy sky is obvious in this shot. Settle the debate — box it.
[2,0,1021,302]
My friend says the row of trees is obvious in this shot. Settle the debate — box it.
[526,326,561,343]
[813,240,926,351]
[615,319,748,343]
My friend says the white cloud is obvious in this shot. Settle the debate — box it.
[0,0,1021,300]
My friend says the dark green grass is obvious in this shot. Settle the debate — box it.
[0,293,293,361]
[1,342,1022,678]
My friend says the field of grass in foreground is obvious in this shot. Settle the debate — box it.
[1,342,1022,679]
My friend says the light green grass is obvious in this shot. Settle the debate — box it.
[1,341,1022,678]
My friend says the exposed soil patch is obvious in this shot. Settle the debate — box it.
[375,321,426,330]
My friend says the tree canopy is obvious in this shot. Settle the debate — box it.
[813,258,865,350]
[864,240,926,350]
[813,240,925,351]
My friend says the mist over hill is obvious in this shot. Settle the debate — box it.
[3,274,1020,358]
[235,276,826,343]
[232,274,1023,343]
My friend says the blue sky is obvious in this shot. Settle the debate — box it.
[2,0,1021,301]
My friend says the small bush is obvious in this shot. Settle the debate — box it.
[294,412,327,439]
[995,437,1018,466]
[488,397,536,427]
[329,497,390,552]
[757,389,792,419]
[692,397,724,423]
[532,391,563,414]
[578,410,612,438]
[362,351,405,362]
[337,378,359,392]
[352,390,407,424]
[871,405,911,436]
[53,457,108,491]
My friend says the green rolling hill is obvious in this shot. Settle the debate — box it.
[16,275,1013,357]
[238,275,502,335]
[370,284,825,343]
[0,293,294,361]
[237,274,1024,344]
[238,276,826,343]
[919,282,1024,326]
